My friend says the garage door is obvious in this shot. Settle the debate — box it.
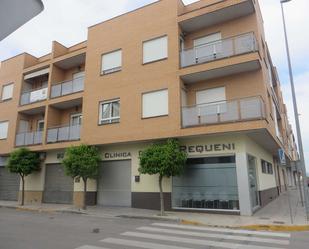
[0,167,20,201]
[43,164,73,204]
[97,160,131,207]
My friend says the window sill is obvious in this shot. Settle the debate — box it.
[142,114,168,120]
[98,121,120,126]
[142,57,168,66]
[100,67,122,76]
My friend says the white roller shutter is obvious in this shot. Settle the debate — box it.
[143,89,168,118]
[196,87,226,105]
[0,121,9,139]
[101,50,122,74]
[143,36,168,64]
[194,32,222,47]
[1,84,14,100]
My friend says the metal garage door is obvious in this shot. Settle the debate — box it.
[97,160,131,207]
[0,167,20,201]
[43,164,73,204]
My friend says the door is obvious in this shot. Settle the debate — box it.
[72,71,84,92]
[18,120,29,133]
[0,167,20,201]
[37,120,44,131]
[70,113,82,126]
[97,160,131,207]
[194,32,222,61]
[43,164,74,204]
[248,155,259,209]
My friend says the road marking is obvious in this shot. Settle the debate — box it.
[152,223,291,238]
[137,226,290,245]
[75,246,110,249]
[122,231,284,249]
[101,238,193,249]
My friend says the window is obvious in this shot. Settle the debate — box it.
[1,83,14,101]
[70,114,82,126]
[261,160,273,174]
[0,121,9,140]
[101,50,122,75]
[99,99,120,125]
[143,36,168,64]
[142,89,168,118]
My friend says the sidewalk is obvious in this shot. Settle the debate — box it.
[1,188,308,230]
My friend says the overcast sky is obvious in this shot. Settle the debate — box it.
[0,0,308,172]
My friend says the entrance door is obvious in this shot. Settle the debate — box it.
[43,164,74,204]
[97,160,131,207]
[248,155,259,209]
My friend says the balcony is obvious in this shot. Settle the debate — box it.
[182,96,265,128]
[179,0,255,33]
[47,124,81,143]
[181,33,258,68]
[20,87,48,105]
[50,76,84,98]
[15,131,43,146]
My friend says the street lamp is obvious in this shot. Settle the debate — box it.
[280,0,309,220]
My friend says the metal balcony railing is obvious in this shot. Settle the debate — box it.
[20,87,48,105]
[180,32,258,68]
[182,96,265,128]
[15,131,43,146]
[46,124,81,143]
[50,76,84,98]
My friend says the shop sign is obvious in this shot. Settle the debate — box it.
[278,149,286,166]
[180,143,236,154]
[103,152,131,159]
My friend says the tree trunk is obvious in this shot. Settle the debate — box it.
[21,175,25,206]
[158,175,165,216]
[82,177,87,210]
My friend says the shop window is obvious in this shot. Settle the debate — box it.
[172,156,239,211]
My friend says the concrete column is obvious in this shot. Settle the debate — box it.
[236,152,252,216]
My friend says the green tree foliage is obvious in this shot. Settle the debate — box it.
[62,144,101,210]
[139,139,187,216]
[6,148,41,206]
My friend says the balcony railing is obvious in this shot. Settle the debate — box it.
[182,96,265,128]
[20,87,48,105]
[50,76,84,98]
[46,124,81,143]
[180,32,258,68]
[15,131,43,146]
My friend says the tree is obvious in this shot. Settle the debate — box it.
[6,148,41,206]
[139,138,187,216]
[62,144,101,210]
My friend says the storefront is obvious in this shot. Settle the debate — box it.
[172,156,239,211]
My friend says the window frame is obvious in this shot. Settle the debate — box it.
[1,83,14,101]
[142,35,168,65]
[261,159,273,175]
[99,99,120,125]
[0,121,9,140]
[142,88,169,119]
[100,49,122,76]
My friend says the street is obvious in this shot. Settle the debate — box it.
[0,208,309,249]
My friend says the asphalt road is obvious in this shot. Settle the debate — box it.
[0,207,309,249]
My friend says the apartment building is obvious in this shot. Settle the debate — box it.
[0,0,298,216]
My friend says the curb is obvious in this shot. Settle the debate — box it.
[180,219,309,232]
[117,214,181,222]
